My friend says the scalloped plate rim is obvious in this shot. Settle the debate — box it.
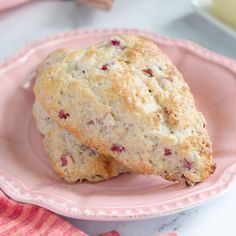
[0,28,236,221]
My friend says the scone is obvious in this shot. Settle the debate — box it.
[33,100,128,183]
[34,35,216,185]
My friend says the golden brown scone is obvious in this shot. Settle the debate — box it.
[33,100,128,183]
[34,35,216,185]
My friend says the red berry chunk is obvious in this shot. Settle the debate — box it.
[183,159,192,170]
[60,155,68,167]
[111,40,121,46]
[111,144,125,153]
[101,64,109,71]
[143,68,154,77]
[164,148,172,156]
[58,110,70,119]
[99,231,120,236]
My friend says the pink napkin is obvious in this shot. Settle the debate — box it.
[0,189,126,235]
[0,189,88,235]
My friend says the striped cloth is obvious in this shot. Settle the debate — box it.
[0,189,88,236]
[0,189,179,236]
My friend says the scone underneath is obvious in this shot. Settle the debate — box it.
[33,101,128,183]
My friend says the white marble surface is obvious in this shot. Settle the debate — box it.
[0,0,236,235]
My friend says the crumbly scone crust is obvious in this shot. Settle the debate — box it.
[34,35,216,185]
[33,101,128,183]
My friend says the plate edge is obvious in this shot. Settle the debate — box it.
[0,28,236,220]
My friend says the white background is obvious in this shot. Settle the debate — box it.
[0,0,236,235]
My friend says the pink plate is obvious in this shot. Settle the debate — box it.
[0,28,236,221]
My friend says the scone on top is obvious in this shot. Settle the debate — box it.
[34,35,216,185]
[33,100,128,183]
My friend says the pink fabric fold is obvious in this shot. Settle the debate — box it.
[0,189,88,236]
